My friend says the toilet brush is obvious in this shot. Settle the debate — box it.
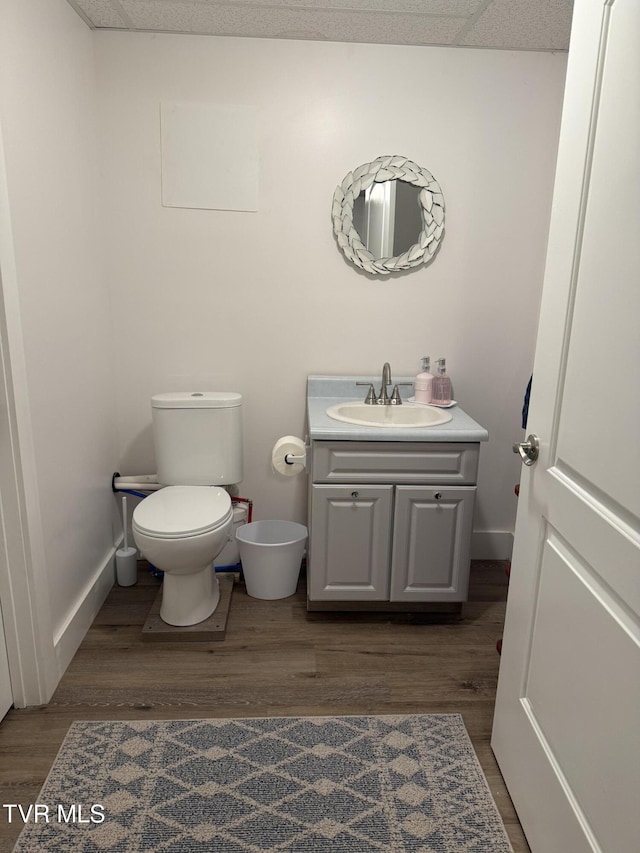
[116,495,138,586]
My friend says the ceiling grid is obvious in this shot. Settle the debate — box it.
[65,0,573,50]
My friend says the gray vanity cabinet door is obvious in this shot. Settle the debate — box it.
[390,486,476,602]
[308,484,393,601]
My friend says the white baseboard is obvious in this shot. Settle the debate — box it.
[53,547,116,679]
[471,531,514,561]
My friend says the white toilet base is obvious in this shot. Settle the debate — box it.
[160,567,220,626]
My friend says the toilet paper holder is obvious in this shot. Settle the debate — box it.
[272,436,308,477]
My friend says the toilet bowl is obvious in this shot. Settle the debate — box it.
[132,485,233,626]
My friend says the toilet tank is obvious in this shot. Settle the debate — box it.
[151,392,243,486]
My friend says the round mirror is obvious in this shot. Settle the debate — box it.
[332,155,445,275]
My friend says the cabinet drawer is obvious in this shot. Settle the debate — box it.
[311,441,479,485]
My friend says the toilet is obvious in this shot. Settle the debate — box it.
[132,391,243,626]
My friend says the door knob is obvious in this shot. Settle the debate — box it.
[512,434,539,466]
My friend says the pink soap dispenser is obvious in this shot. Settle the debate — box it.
[414,357,433,403]
[432,358,452,406]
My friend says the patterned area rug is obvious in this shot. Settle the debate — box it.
[13,714,512,852]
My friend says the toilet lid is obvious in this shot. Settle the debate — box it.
[132,486,232,539]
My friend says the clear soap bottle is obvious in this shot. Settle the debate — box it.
[432,358,452,406]
[414,357,433,404]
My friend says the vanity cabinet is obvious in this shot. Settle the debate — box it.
[307,440,479,609]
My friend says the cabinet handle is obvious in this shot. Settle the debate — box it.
[351,490,359,499]
[434,492,442,500]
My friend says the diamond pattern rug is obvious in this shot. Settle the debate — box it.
[13,714,513,852]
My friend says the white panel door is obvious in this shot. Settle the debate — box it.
[491,2,640,851]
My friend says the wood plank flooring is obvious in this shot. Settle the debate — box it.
[0,561,529,852]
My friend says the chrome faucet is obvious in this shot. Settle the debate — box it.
[378,362,392,405]
[357,362,411,405]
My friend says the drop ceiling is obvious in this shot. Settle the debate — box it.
[66,0,574,51]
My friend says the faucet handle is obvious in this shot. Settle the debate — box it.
[356,382,377,405]
[390,383,412,405]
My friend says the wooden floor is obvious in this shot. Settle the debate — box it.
[0,561,529,852]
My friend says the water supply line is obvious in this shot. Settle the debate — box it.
[117,488,149,499]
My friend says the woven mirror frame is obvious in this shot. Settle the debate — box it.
[332,155,445,275]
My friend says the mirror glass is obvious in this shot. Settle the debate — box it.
[352,180,423,259]
[332,155,445,275]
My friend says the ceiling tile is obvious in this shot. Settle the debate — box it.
[66,0,573,50]
[210,0,483,11]
[119,1,465,45]
[71,0,128,28]
[460,0,573,50]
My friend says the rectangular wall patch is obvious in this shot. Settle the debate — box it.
[160,102,258,212]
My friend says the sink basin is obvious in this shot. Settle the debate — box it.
[326,401,453,428]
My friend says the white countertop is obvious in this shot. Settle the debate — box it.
[307,375,489,442]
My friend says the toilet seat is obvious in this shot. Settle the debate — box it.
[132,486,232,540]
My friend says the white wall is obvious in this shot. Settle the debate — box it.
[0,0,118,691]
[97,33,566,555]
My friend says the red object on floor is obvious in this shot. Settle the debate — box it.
[496,639,503,655]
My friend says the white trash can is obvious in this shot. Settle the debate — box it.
[236,520,308,600]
